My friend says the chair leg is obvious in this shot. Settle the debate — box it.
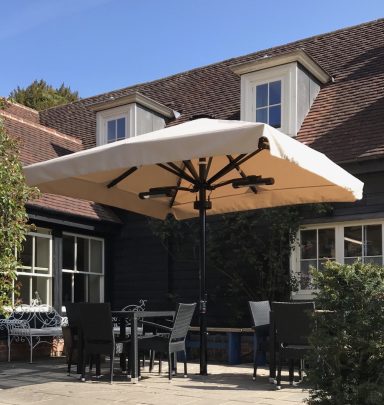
[276,353,282,389]
[289,359,294,385]
[298,358,303,382]
[172,353,177,375]
[253,332,258,380]
[183,350,187,377]
[29,337,33,363]
[110,351,114,384]
[81,352,87,382]
[149,350,155,372]
[159,352,162,374]
[8,335,11,362]
[168,353,172,380]
[67,346,73,375]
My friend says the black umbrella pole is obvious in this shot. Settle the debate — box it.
[198,158,208,375]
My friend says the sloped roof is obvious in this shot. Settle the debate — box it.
[40,18,384,164]
[0,103,120,223]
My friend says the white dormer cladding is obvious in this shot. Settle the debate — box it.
[231,50,331,137]
[89,92,175,146]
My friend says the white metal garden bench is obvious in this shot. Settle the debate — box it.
[0,303,67,363]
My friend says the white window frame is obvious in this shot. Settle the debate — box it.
[240,63,297,136]
[291,219,384,300]
[15,229,53,305]
[62,232,105,309]
[96,104,136,146]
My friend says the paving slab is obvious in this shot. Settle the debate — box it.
[0,358,308,405]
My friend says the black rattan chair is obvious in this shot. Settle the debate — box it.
[64,302,83,376]
[272,301,315,389]
[248,300,270,380]
[138,303,196,380]
[78,303,118,383]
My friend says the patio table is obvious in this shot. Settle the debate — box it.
[112,310,175,383]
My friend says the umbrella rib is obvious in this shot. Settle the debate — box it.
[169,163,189,208]
[157,163,197,185]
[107,166,138,189]
[227,155,257,194]
[183,160,199,180]
[206,157,213,180]
[207,154,247,185]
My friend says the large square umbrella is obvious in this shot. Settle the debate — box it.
[24,119,363,374]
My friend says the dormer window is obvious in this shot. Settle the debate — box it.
[231,50,331,137]
[107,117,126,143]
[255,80,281,128]
[89,92,176,146]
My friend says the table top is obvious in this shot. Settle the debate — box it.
[111,310,175,319]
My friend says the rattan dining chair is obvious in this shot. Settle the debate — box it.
[138,303,196,380]
[248,300,271,380]
[272,301,315,389]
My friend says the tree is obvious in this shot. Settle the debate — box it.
[0,108,39,314]
[9,79,79,111]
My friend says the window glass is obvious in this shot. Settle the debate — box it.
[269,81,281,105]
[62,273,72,304]
[32,277,48,304]
[319,228,335,258]
[74,273,86,302]
[107,120,116,143]
[63,235,75,270]
[35,237,49,272]
[20,235,33,267]
[77,237,89,272]
[116,118,125,140]
[365,225,382,257]
[18,275,30,304]
[256,84,268,108]
[301,230,317,259]
[344,226,362,258]
[88,275,100,302]
[256,108,268,124]
[90,239,103,273]
[269,105,281,128]
[255,80,282,128]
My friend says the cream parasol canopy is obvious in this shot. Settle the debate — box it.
[24,118,364,375]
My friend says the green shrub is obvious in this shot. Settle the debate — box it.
[307,261,384,405]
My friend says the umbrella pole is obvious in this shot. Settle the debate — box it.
[198,158,208,375]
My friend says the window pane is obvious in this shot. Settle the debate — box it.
[90,240,103,273]
[77,238,89,272]
[344,226,362,257]
[20,235,33,267]
[269,81,281,105]
[256,84,268,108]
[256,107,268,124]
[318,229,335,258]
[74,273,86,302]
[345,257,359,265]
[301,230,317,259]
[32,277,48,304]
[116,118,125,140]
[269,105,281,128]
[365,225,382,257]
[365,256,382,265]
[35,237,50,272]
[62,273,72,304]
[300,260,316,289]
[88,275,101,302]
[107,120,116,143]
[17,275,30,304]
[63,235,75,270]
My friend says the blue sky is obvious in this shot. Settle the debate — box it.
[1,0,383,99]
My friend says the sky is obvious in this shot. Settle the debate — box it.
[1,0,383,99]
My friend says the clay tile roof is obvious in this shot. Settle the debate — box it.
[40,18,384,163]
[1,104,120,223]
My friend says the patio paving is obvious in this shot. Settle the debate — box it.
[0,358,309,405]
